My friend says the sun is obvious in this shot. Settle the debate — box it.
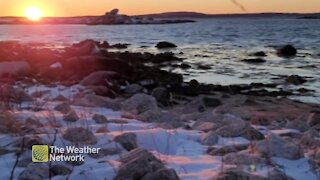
[25,6,43,21]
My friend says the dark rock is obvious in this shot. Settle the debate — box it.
[50,164,72,176]
[110,43,129,49]
[114,133,138,151]
[63,109,79,122]
[277,45,297,57]
[54,103,71,114]
[151,87,171,106]
[122,93,158,114]
[202,97,222,108]
[62,127,97,145]
[241,58,266,63]
[251,51,267,57]
[197,64,212,70]
[201,131,219,145]
[92,114,108,124]
[307,112,320,127]
[124,84,143,94]
[223,152,266,165]
[215,168,265,180]
[152,52,181,63]
[207,144,248,156]
[155,41,177,49]
[286,75,307,85]
[180,63,191,69]
[79,71,118,86]
[141,168,180,180]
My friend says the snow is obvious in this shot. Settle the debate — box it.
[0,84,318,180]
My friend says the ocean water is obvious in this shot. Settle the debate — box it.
[0,18,320,103]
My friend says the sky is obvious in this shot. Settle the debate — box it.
[1,0,320,17]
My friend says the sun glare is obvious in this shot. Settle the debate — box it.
[25,6,42,21]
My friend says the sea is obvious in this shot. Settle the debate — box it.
[0,18,319,103]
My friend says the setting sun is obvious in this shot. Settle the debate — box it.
[24,6,42,21]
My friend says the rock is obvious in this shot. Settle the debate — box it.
[180,63,191,69]
[216,122,264,140]
[151,87,171,106]
[50,164,72,176]
[197,64,212,70]
[193,121,218,132]
[277,45,297,57]
[87,85,115,97]
[241,58,266,63]
[201,131,219,145]
[138,109,181,126]
[122,93,158,114]
[14,136,44,150]
[307,112,320,127]
[62,127,97,145]
[80,71,117,86]
[253,133,304,160]
[300,128,320,148]
[92,114,108,124]
[286,119,309,132]
[74,94,121,110]
[152,52,181,63]
[141,168,180,180]
[0,61,31,77]
[108,9,119,16]
[223,152,266,165]
[268,168,294,180]
[54,102,71,114]
[286,75,307,85]
[124,84,143,94]
[63,109,79,122]
[114,133,138,151]
[52,94,68,101]
[0,112,22,134]
[19,163,49,180]
[207,144,248,156]
[89,147,121,158]
[110,43,129,49]
[116,148,174,180]
[155,41,177,49]
[309,148,320,173]
[202,97,222,108]
[67,40,101,57]
[251,51,267,57]
[214,168,266,180]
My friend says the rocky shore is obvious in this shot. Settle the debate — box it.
[0,39,319,179]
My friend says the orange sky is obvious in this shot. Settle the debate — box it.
[1,0,320,17]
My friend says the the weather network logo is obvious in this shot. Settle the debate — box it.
[32,145,49,162]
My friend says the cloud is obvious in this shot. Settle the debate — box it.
[231,0,247,12]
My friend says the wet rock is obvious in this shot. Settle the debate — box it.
[19,163,50,180]
[155,41,177,49]
[0,61,31,77]
[54,102,71,114]
[216,122,264,140]
[286,75,307,85]
[207,144,248,156]
[253,133,304,160]
[151,87,171,106]
[122,93,158,114]
[74,94,121,110]
[277,45,297,57]
[62,127,97,145]
[152,52,181,63]
[63,109,79,122]
[124,84,143,94]
[92,114,108,124]
[251,51,267,57]
[201,131,219,145]
[50,164,72,176]
[307,112,320,127]
[114,133,138,151]
[241,58,266,63]
[223,152,266,165]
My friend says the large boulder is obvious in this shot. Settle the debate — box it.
[114,133,138,151]
[0,61,31,77]
[155,41,177,49]
[253,133,304,160]
[122,93,158,114]
[277,45,297,57]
